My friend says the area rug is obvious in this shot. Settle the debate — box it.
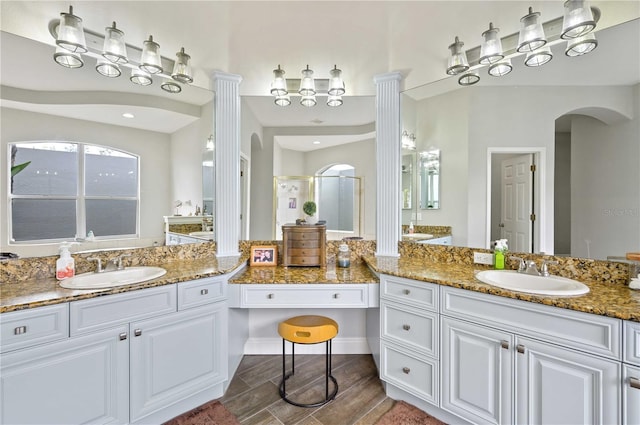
[163,400,240,425]
[375,401,447,425]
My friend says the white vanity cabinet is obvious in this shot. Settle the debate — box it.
[624,321,640,424]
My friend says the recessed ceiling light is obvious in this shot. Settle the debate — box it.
[312,140,321,145]
[122,113,135,119]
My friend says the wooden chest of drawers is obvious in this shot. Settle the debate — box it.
[282,224,326,267]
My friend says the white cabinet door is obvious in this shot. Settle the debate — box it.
[624,364,640,425]
[441,317,513,425]
[1,326,129,425]
[129,303,227,423]
[515,336,621,425]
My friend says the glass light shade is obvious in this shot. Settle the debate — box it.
[206,135,214,151]
[458,72,480,86]
[270,65,288,96]
[479,23,504,65]
[517,7,547,53]
[298,66,316,96]
[561,0,596,39]
[53,45,83,68]
[130,68,152,86]
[96,57,121,77]
[102,22,128,64]
[401,131,416,150]
[488,59,513,77]
[446,36,469,75]
[56,6,87,53]
[328,65,346,96]
[171,48,193,84]
[565,32,598,56]
[327,95,343,107]
[525,46,553,67]
[274,94,291,107]
[161,80,182,93]
[300,94,317,107]
[139,35,163,74]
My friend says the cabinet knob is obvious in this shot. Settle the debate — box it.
[267,293,275,299]
[402,367,411,374]
[14,326,27,335]
[500,340,509,350]
[631,377,640,390]
[403,289,411,295]
[134,329,142,337]
[402,324,411,331]
[516,344,525,354]
[333,293,340,299]
[119,332,127,341]
[200,289,209,295]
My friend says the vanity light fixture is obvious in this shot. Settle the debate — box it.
[271,65,288,96]
[327,95,343,107]
[275,94,292,107]
[446,2,600,86]
[298,65,316,96]
[206,135,214,151]
[300,94,317,107]
[328,65,345,96]
[401,131,417,150]
[49,6,194,95]
[270,64,346,107]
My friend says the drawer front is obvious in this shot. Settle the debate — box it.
[381,343,438,405]
[241,285,367,308]
[1,304,69,353]
[70,285,177,335]
[288,231,321,241]
[624,364,640,425]
[625,321,640,366]
[178,277,226,311]
[285,256,321,266]
[442,286,622,359]
[287,248,321,257]
[381,275,438,311]
[288,240,321,249]
[381,301,438,357]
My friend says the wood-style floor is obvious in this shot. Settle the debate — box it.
[218,354,395,425]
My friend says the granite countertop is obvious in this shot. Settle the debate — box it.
[229,262,378,284]
[0,255,244,314]
[364,255,640,322]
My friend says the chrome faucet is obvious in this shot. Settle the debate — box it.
[87,257,103,273]
[510,256,558,276]
[540,260,559,277]
[510,256,527,273]
[116,254,131,270]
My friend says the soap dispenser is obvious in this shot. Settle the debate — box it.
[56,242,75,280]
[494,239,508,270]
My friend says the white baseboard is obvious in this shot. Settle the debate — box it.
[243,337,372,355]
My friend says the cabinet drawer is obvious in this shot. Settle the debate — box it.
[285,256,321,266]
[286,248,321,257]
[625,321,640,366]
[287,240,321,249]
[1,304,69,353]
[178,277,226,311]
[381,301,438,358]
[624,364,640,425]
[442,286,622,359]
[288,232,321,241]
[381,343,438,405]
[70,285,177,335]
[381,275,438,311]
[240,284,368,308]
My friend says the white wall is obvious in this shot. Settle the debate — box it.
[1,108,171,257]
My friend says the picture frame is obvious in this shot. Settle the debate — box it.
[250,245,278,266]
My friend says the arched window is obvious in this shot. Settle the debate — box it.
[9,141,139,243]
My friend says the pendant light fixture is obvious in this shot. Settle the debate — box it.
[565,32,598,56]
[300,94,317,107]
[524,46,553,67]
[298,65,316,96]
[96,57,121,77]
[488,59,513,77]
[53,45,83,68]
[446,36,470,75]
[171,48,193,84]
[328,65,345,96]
[458,72,480,86]
[55,6,87,53]
[161,80,182,93]
[130,68,152,86]
[327,95,343,107]
[275,94,291,107]
[561,0,596,39]
[102,22,127,64]
[517,7,547,53]
[271,65,288,96]
[479,23,504,65]
[139,35,163,74]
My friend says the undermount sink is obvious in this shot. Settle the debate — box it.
[60,266,167,290]
[403,233,434,240]
[476,270,590,296]
[188,231,214,238]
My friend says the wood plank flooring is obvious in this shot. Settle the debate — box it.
[219,354,394,425]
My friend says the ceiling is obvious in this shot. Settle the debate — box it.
[1,1,639,142]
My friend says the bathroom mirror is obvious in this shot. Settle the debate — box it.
[419,149,440,210]
[401,153,414,210]
[401,18,640,260]
[0,30,214,257]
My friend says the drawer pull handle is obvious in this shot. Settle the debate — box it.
[631,377,640,390]
[402,324,411,331]
[402,367,411,374]
[14,326,27,335]
[403,289,411,295]
[200,289,209,295]
[267,293,275,299]
[119,332,127,341]
[516,344,525,354]
[134,329,142,337]
[334,293,340,299]
[500,340,509,350]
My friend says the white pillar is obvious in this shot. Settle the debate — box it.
[374,72,402,257]
[213,71,242,257]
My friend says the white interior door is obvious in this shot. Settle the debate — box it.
[500,154,533,252]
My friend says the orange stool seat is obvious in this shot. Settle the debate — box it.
[278,315,339,408]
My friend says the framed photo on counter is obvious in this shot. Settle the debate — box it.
[250,245,277,266]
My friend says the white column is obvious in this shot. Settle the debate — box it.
[374,72,402,257]
[213,71,242,257]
